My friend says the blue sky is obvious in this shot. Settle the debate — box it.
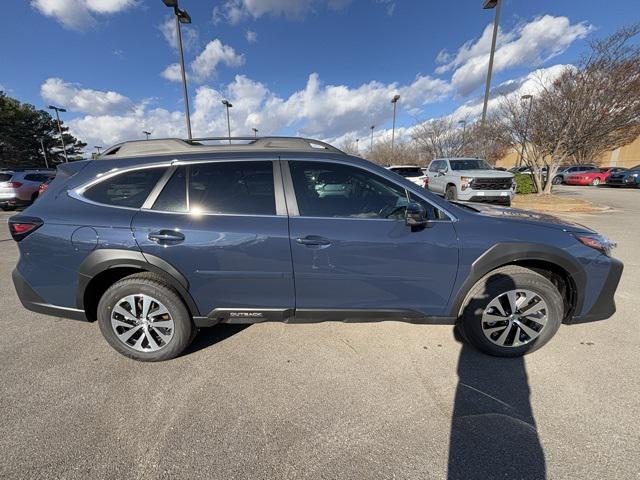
[1,0,636,149]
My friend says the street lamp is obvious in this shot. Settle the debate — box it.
[458,119,467,155]
[518,94,533,167]
[390,94,400,151]
[48,105,68,163]
[94,146,102,155]
[39,138,49,168]
[162,0,193,140]
[480,0,502,126]
[252,127,258,138]
[222,100,233,144]
[356,138,359,154]
[143,130,151,140]
[369,125,375,151]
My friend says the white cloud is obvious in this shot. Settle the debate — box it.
[245,30,258,43]
[213,0,352,24]
[31,0,137,31]
[162,40,245,83]
[40,78,133,115]
[436,15,591,96]
[158,16,199,52]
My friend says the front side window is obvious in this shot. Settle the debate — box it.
[428,162,440,172]
[289,161,410,219]
[83,167,165,208]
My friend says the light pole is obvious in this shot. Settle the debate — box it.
[48,105,69,163]
[458,119,467,155]
[162,0,193,140]
[480,0,502,126]
[369,125,375,151]
[143,130,151,140]
[222,100,233,143]
[39,138,49,168]
[252,127,258,138]
[356,138,359,154]
[390,94,400,151]
[518,94,533,167]
[94,146,102,155]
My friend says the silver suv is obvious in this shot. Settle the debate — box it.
[0,170,55,210]
[426,158,515,206]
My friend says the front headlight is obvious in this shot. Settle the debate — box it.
[574,233,617,256]
[460,176,473,190]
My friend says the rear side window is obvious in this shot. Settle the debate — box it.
[0,173,13,182]
[83,167,165,208]
[188,161,275,215]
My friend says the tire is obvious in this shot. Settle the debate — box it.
[1,205,15,211]
[445,185,458,201]
[457,265,563,357]
[552,176,563,185]
[97,273,194,361]
[590,178,601,186]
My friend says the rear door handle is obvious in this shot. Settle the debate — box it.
[296,235,331,247]
[148,230,185,245]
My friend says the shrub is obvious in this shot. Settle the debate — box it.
[514,173,535,194]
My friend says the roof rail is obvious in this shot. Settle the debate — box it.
[98,136,344,158]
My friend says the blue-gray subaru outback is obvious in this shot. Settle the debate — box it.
[10,137,623,361]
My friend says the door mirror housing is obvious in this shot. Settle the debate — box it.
[405,201,428,227]
[437,168,447,176]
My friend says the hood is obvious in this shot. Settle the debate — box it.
[452,169,513,178]
[461,202,594,233]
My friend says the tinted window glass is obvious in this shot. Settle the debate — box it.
[391,167,423,177]
[449,159,492,170]
[0,173,14,182]
[289,161,409,219]
[188,161,275,215]
[152,166,187,212]
[84,167,165,208]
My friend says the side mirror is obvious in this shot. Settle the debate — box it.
[405,201,428,228]
[437,168,447,176]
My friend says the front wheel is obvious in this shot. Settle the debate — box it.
[552,176,563,185]
[97,273,194,361]
[445,185,458,201]
[590,178,601,186]
[458,266,564,357]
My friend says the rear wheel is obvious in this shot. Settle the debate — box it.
[445,185,458,201]
[97,273,194,361]
[458,266,564,357]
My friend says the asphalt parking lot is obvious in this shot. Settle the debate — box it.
[0,185,638,480]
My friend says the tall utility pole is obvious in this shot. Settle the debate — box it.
[480,0,502,126]
[518,95,533,167]
[162,0,193,139]
[369,125,375,151]
[39,138,49,168]
[390,94,401,151]
[143,130,151,140]
[94,146,103,155]
[48,105,68,163]
[458,119,467,155]
[222,100,233,143]
[356,138,359,154]
[252,127,258,138]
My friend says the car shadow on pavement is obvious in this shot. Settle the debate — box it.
[448,274,546,480]
[185,324,249,355]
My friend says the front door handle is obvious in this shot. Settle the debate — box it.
[296,235,331,247]
[148,230,185,245]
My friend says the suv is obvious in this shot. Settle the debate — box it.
[426,158,515,206]
[551,165,596,185]
[0,169,55,210]
[10,137,622,361]
[386,165,428,188]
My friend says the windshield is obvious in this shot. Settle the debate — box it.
[449,159,493,171]
[391,167,423,177]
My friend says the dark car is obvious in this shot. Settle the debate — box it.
[10,137,623,361]
[606,164,640,187]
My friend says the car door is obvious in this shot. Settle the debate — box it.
[131,159,295,319]
[283,159,459,318]
[427,160,445,194]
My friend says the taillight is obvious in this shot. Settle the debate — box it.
[423,177,429,187]
[8,216,43,241]
[4,181,23,188]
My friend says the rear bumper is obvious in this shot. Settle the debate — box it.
[565,257,624,324]
[12,268,87,321]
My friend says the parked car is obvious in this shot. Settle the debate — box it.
[551,165,596,185]
[10,137,622,361]
[425,157,515,206]
[606,164,640,187]
[565,167,627,186]
[386,165,428,188]
[0,169,56,210]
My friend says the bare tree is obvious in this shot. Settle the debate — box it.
[463,119,509,165]
[412,118,465,161]
[338,137,361,156]
[528,23,640,193]
[367,138,418,166]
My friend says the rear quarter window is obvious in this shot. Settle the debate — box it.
[83,167,165,208]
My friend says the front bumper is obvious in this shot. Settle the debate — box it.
[458,189,514,204]
[607,176,638,186]
[12,268,87,321]
[565,257,624,324]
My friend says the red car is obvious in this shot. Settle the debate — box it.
[565,167,627,186]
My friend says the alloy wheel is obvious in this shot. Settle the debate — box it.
[110,294,175,352]
[481,289,548,348]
